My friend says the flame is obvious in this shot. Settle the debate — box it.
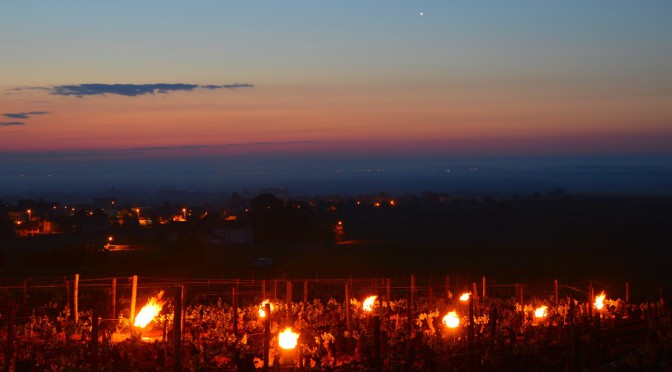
[134,290,165,328]
[278,328,299,349]
[534,306,548,318]
[362,295,377,312]
[459,292,471,302]
[258,299,274,318]
[442,311,460,328]
[594,291,606,310]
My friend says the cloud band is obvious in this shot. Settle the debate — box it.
[49,83,254,97]
[3,111,48,119]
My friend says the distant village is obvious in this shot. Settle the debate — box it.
[0,188,575,254]
[0,190,466,245]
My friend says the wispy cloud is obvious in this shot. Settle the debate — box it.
[3,111,48,119]
[51,83,198,97]
[0,122,25,126]
[48,83,254,97]
[201,83,255,90]
[7,86,50,92]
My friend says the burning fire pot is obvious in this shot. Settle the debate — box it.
[442,311,460,329]
[132,290,166,342]
[278,327,299,367]
[533,305,547,326]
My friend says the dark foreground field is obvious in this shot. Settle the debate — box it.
[2,194,671,287]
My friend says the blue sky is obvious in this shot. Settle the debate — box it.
[1,1,671,195]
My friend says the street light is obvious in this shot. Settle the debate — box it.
[27,209,31,221]
[135,208,141,222]
[182,208,187,221]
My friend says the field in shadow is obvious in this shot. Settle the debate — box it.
[2,195,671,291]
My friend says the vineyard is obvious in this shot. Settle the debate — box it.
[1,275,670,371]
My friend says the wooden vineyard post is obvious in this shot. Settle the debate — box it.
[569,295,576,371]
[232,286,238,336]
[65,277,71,317]
[4,300,15,372]
[286,281,293,326]
[345,283,352,332]
[554,280,559,307]
[445,275,450,300]
[589,282,594,318]
[386,279,391,301]
[263,302,271,369]
[466,294,475,371]
[111,278,117,319]
[472,282,479,314]
[373,315,381,369]
[173,286,183,372]
[74,274,80,323]
[489,306,498,350]
[179,285,185,336]
[261,280,266,300]
[410,275,416,311]
[90,306,99,371]
[130,275,138,325]
[482,276,487,299]
[407,292,413,336]
[625,282,630,303]
[273,279,278,300]
[515,284,524,306]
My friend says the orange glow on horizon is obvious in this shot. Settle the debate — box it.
[2,83,672,156]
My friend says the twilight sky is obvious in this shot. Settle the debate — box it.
[2,1,672,195]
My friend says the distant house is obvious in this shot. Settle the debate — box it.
[14,219,63,236]
[14,220,40,237]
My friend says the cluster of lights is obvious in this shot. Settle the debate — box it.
[128,288,613,364]
[355,169,386,173]
[356,200,397,207]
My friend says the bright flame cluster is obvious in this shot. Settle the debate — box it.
[594,291,607,310]
[258,299,274,318]
[134,290,165,328]
[278,328,300,349]
[534,306,548,318]
[362,295,377,312]
[442,311,460,328]
[459,292,471,302]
